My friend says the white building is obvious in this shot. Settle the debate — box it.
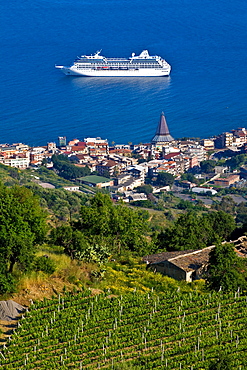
[192,187,217,195]
[1,155,30,169]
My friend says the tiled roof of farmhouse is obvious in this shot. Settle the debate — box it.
[151,112,174,144]
[143,246,215,272]
[143,250,193,264]
[169,246,215,272]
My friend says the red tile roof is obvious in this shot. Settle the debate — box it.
[163,152,180,160]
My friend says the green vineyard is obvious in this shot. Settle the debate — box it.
[1,289,247,369]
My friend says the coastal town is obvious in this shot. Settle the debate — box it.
[1,115,247,369]
[1,112,247,201]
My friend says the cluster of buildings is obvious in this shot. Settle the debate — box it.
[1,113,247,194]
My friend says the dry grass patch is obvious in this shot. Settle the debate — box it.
[10,254,97,307]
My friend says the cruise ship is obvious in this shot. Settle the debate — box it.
[55,50,171,77]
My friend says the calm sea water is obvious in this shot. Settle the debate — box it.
[0,0,247,146]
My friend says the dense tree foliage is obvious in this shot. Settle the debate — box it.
[157,211,236,251]
[32,256,56,275]
[225,153,247,171]
[26,183,88,221]
[50,224,110,264]
[76,193,150,252]
[236,201,247,225]
[0,185,47,293]
[176,198,206,211]
[213,196,236,215]
[200,160,217,173]
[135,184,153,195]
[207,242,247,292]
[155,172,175,186]
[180,172,200,184]
[50,193,151,262]
[0,269,16,295]
[52,154,91,181]
[0,185,47,273]
[131,199,165,211]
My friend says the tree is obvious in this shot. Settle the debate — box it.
[41,157,48,166]
[157,211,236,252]
[50,193,151,258]
[200,160,216,173]
[49,225,75,258]
[0,271,16,294]
[28,185,87,222]
[236,201,247,225]
[225,153,247,171]
[50,225,110,264]
[158,211,208,251]
[207,242,247,292]
[96,169,110,178]
[204,211,236,242]
[180,172,199,184]
[155,172,174,187]
[52,154,90,180]
[77,193,150,254]
[0,185,47,278]
[213,196,236,215]
[135,184,153,195]
[33,256,56,275]
[176,199,194,210]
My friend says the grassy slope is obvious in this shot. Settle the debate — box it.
[0,164,97,193]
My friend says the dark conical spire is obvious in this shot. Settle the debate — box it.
[151,112,174,145]
[156,112,170,135]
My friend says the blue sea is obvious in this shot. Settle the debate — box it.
[1,0,247,146]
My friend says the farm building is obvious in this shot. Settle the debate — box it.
[143,236,247,282]
[143,246,215,282]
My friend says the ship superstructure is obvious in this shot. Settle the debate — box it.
[55,50,171,77]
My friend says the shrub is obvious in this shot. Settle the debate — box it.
[0,273,16,295]
[32,256,56,275]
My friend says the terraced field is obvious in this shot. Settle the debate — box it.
[0,289,246,369]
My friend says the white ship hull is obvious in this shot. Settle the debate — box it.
[56,50,171,77]
[56,66,170,77]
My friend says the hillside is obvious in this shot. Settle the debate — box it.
[0,289,246,369]
[0,166,246,369]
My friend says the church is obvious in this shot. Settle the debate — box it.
[151,112,174,150]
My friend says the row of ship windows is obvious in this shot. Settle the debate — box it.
[76,63,160,67]
[76,65,162,69]
[76,67,163,70]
